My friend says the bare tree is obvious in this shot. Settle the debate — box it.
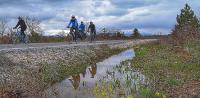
[57,30,66,37]
[23,16,42,35]
[0,18,7,36]
[22,16,43,42]
[7,27,15,43]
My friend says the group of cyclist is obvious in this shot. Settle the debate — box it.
[67,15,96,42]
[13,15,96,43]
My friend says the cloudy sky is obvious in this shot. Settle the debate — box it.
[0,0,200,35]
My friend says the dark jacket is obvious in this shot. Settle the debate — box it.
[15,19,27,31]
[88,24,96,32]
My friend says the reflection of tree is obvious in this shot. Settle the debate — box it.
[69,74,80,90]
[88,64,97,78]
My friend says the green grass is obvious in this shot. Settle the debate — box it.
[197,92,200,98]
[167,79,180,86]
[135,46,149,57]
[185,40,200,55]
[139,86,154,98]
[192,72,200,81]
[131,40,200,97]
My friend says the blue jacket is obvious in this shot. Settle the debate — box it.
[79,23,85,32]
[68,19,78,29]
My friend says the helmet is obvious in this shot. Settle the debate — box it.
[71,15,75,19]
[18,16,22,20]
[81,21,84,24]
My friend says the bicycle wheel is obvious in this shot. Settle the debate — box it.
[13,32,20,44]
[24,35,30,44]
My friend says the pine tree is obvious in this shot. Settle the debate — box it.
[172,4,200,43]
[132,28,140,39]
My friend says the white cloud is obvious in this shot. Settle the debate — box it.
[44,29,69,36]
[95,0,116,15]
[1,0,200,35]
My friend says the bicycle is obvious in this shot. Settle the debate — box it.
[79,30,87,40]
[67,27,84,43]
[12,28,29,44]
[88,30,96,42]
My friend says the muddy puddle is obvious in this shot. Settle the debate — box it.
[42,49,148,98]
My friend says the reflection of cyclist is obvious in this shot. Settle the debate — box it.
[13,17,27,43]
[88,65,97,78]
[67,16,82,42]
[68,74,80,90]
[88,22,96,42]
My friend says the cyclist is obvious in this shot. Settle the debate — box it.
[88,21,96,42]
[67,15,81,42]
[13,16,27,43]
[79,21,86,39]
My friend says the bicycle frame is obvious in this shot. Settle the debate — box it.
[12,28,29,44]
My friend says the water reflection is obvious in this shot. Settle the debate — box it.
[88,65,97,78]
[43,49,147,98]
[69,74,80,90]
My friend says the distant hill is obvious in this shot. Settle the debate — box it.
[124,32,153,37]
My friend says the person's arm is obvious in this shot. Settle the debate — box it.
[94,25,96,32]
[80,24,83,29]
[75,19,78,28]
[67,20,72,28]
[14,20,20,29]
[78,24,81,29]
[87,25,90,32]
[83,25,85,31]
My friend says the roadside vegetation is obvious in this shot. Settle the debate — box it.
[133,40,200,97]
[131,4,200,98]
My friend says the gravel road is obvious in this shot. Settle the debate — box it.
[0,40,126,52]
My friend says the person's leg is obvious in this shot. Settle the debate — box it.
[74,28,82,41]
[90,32,93,42]
[91,31,95,41]
[20,29,26,43]
[78,31,83,40]
[79,31,83,40]
[94,31,96,39]
[70,28,75,41]
[74,28,78,42]
[83,32,87,39]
